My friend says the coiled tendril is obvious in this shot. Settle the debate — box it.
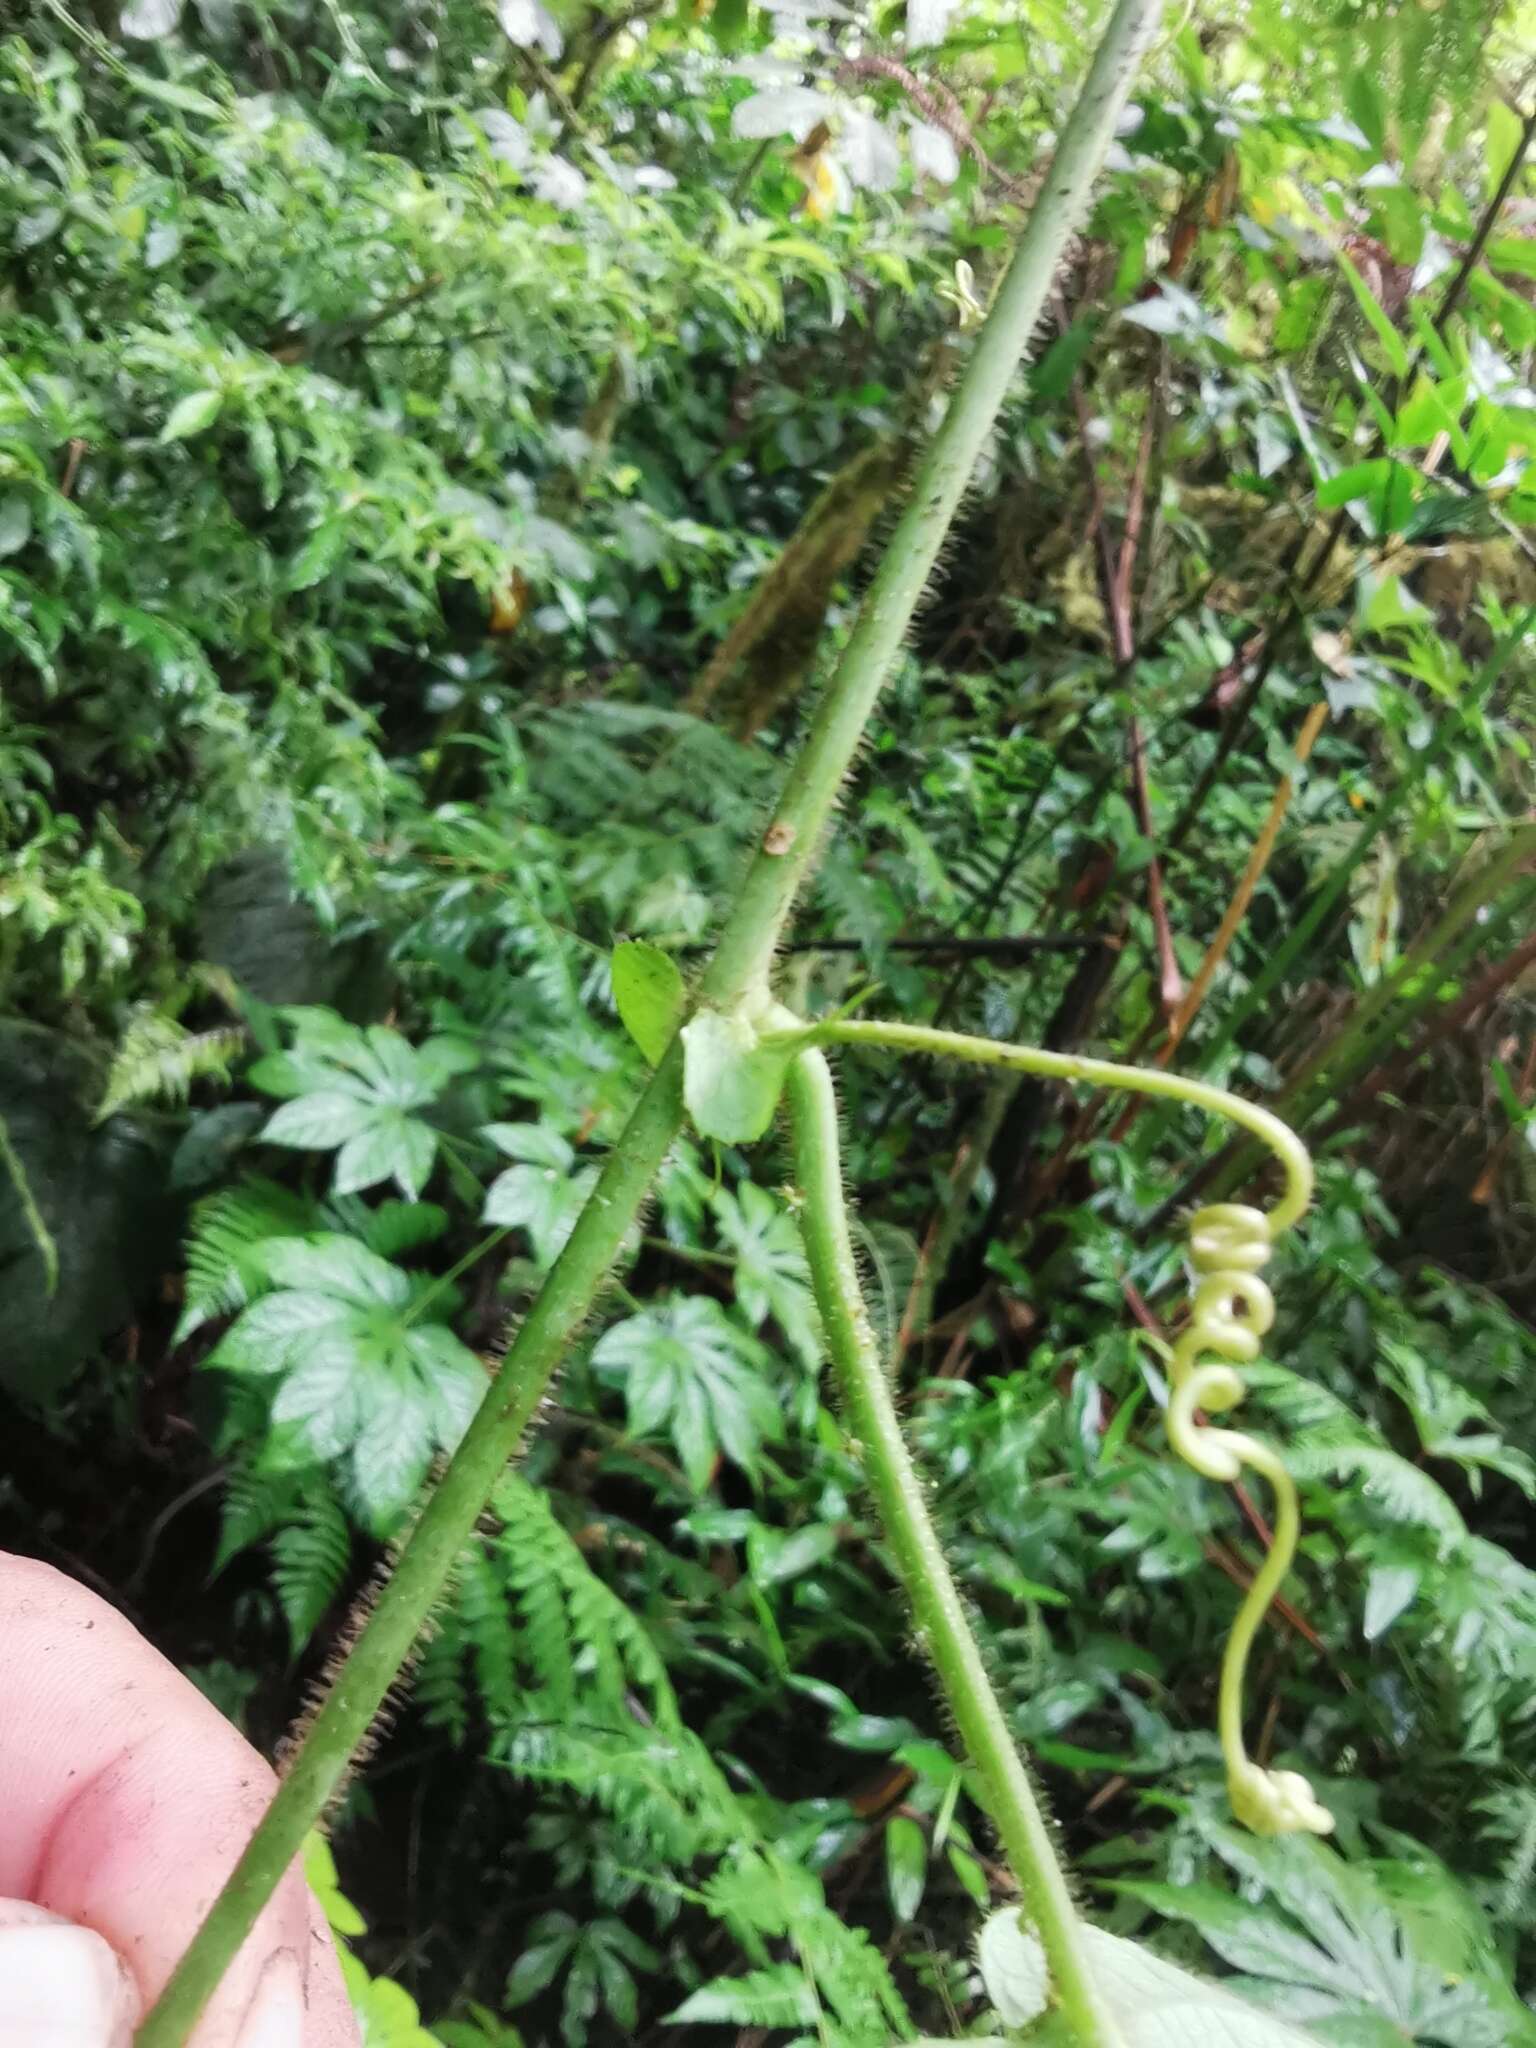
[1166,1201,1333,1838]
[776,1014,1334,1838]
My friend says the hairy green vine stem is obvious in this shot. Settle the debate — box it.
[135,5,1161,2040]
[788,1047,1127,2047]
[796,1017,1326,1836]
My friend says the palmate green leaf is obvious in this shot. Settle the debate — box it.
[334,1113,438,1201]
[252,1016,474,1198]
[977,1908,1317,2046]
[711,1180,821,1366]
[592,1293,781,1491]
[178,1177,318,1340]
[262,1092,374,1148]
[207,1233,484,1528]
[1114,1826,1536,2048]
[482,1122,598,1265]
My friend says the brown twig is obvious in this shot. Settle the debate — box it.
[59,437,87,499]
[1069,347,1182,1021]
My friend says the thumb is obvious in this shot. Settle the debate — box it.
[0,1898,138,2046]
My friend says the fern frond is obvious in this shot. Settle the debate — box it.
[215,1459,302,1573]
[178,1175,317,1340]
[95,1007,245,1123]
[271,1490,354,1656]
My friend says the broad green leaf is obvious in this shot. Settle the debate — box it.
[681,1008,792,1144]
[977,1907,1318,2046]
[611,940,686,1065]
[212,1288,344,1373]
[484,1122,574,1171]
[349,1377,436,1525]
[885,1814,927,1923]
[1121,1826,1536,2047]
[592,1294,779,1491]
[262,1092,373,1149]
[406,1324,486,1441]
[160,389,224,443]
[261,1234,411,1309]
[483,1156,598,1266]
[334,1112,438,1200]
[271,1336,371,1460]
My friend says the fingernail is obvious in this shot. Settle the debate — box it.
[235,1947,304,2048]
[0,1896,139,2046]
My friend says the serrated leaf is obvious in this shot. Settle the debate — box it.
[612,940,686,1065]
[348,1377,436,1525]
[977,1908,1318,2046]
[711,1181,821,1366]
[261,1234,411,1309]
[669,1968,818,2027]
[592,1294,779,1491]
[334,1112,438,1200]
[262,1092,373,1150]
[483,1159,597,1266]
[210,1288,345,1373]
[160,389,223,443]
[271,1337,370,1461]
[681,1008,792,1144]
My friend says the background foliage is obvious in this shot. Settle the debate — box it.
[3,0,1536,2040]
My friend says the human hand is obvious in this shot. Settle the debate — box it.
[0,1553,359,2047]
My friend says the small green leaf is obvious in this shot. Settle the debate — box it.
[160,389,224,443]
[1358,567,1430,635]
[885,1814,927,1923]
[747,1519,838,1585]
[612,940,686,1065]
[948,1843,990,1908]
[681,1007,792,1144]
[830,1713,921,1751]
[1336,252,1410,379]
[1364,1562,1420,1641]
[1486,100,1522,199]
[0,495,32,557]
[285,519,349,592]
